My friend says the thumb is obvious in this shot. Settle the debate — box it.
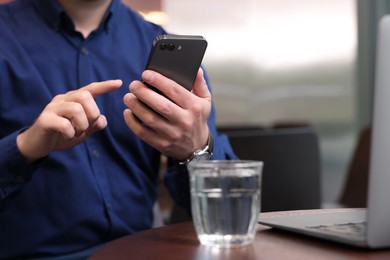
[69,115,108,144]
[87,115,107,134]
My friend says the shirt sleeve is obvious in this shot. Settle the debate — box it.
[0,129,40,204]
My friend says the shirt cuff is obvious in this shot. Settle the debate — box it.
[0,130,43,200]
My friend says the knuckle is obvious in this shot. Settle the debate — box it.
[155,101,172,115]
[167,131,181,142]
[130,125,142,136]
[191,102,203,115]
[170,133,182,144]
[58,119,73,133]
[52,93,65,102]
[180,118,194,132]
[142,114,157,127]
[164,84,177,96]
[70,102,85,114]
[45,102,57,111]
[76,90,93,103]
[159,139,173,152]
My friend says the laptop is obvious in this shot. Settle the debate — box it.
[258,15,390,249]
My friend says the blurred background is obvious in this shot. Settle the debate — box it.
[1,0,387,206]
[125,0,380,206]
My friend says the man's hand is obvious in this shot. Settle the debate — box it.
[123,68,211,161]
[17,80,122,162]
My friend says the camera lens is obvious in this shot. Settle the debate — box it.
[168,43,175,51]
[160,43,167,50]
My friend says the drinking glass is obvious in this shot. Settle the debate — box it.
[188,160,263,248]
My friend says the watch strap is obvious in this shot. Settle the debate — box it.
[178,133,213,166]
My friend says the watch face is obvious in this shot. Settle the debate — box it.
[193,153,211,162]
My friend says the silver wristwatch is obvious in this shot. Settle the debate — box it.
[178,134,214,165]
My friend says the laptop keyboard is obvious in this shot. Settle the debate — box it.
[307,222,366,238]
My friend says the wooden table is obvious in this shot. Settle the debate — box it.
[90,209,390,260]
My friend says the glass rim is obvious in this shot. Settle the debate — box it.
[187,160,263,168]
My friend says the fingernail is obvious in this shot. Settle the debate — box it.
[129,81,138,92]
[123,93,131,104]
[142,71,154,82]
[112,79,122,85]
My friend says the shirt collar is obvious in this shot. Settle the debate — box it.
[33,0,121,33]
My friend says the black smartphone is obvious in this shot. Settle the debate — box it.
[144,34,208,93]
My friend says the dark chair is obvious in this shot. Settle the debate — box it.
[339,126,371,208]
[218,125,321,212]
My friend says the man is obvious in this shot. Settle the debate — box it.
[0,0,236,258]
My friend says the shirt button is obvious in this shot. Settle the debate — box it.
[92,149,100,158]
[81,47,89,55]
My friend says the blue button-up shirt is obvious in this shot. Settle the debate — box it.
[0,0,236,258]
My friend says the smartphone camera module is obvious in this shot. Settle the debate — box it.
[168,43,175,51]
[160,43,167,50]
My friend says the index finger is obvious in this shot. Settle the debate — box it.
[81,79,123,98]
[141,70,192,108]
